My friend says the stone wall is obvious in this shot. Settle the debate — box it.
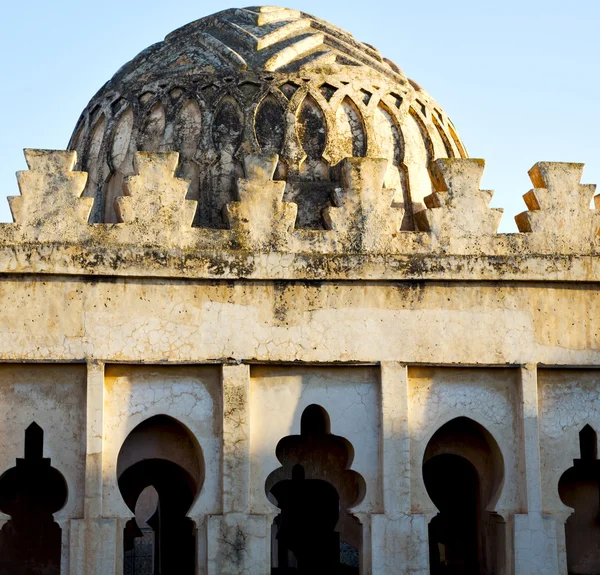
[0,148,598,573]
[0,279,596,573]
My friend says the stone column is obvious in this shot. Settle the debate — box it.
[371,362,429,575]
[58,518,70,575]
[70,361,122,575]
[513,363,559,575]
[207,364,269,575]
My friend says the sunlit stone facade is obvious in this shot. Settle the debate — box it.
[0,6,599,575]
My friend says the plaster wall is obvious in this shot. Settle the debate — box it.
[408,367,521,519]
[248,365,381,515]
[3,4,599,572]
[0,278,598,365]
[538,369,600,514]
[537,369,600,572]
[102,365,222,519]
[0,364,86,522]
[0,277,596,574]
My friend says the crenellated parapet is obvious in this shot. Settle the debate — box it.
[515,162,600,253]
[323,158,402,252]
[414,159,503,253]
[8,149,93,241]
[115,152,198,245]
[224,154,297,251]
[2,149,600,281]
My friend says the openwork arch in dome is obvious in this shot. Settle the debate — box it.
[69,6,467,229]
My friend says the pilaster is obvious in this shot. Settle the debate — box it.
[514,364,559,575]
[372,362,429,574]
[69,361,122,575]
[207,364,270,575]
[380,362,410,516]
[58,518,70,575]
[85,360,105,519]
[222,364,251,515]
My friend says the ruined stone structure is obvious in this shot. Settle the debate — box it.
[1,5,599,575]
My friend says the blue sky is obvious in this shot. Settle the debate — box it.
[0,0,598,231]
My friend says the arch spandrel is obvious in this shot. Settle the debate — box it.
[101,366,222,521]
[248,366,381,517]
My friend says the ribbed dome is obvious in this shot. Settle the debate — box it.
[69,6,467,229]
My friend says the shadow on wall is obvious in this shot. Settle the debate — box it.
[0,422,67,575]
[266,404,365,575]
[117,415,204,575]
[423,417,506,575]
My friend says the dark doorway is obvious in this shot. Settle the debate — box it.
[0,422,68,575]
[559,425,600,575]
[266,404,365,574]
[423,417,506,575]
[425,455,480,574]
[117,415,203,575]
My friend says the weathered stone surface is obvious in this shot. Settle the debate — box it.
[1,5,599,575]
[513,513,559,575]
[4,149,600,282]
[8,149,93,240]
[222,364,251,514]
[414,158,503,252]
[515,162,600,253]
[323,157,402,251]
[207,514,269,575]
[371,514,429,574]
[224,154,297,250]
[115,152,197,244]
[3,149,600,277]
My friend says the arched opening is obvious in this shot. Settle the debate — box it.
[206,96,244,228]
[256,95,286,155]
[104,107,135,223]
[335,98,366,159]
[284,94,337,230]
[118,415,204,575]
[373,103,412,229]
[83,113,108,223]
[423,417,505,574]
[140,102,166,152]
[559,425,600,574]
[403,107,434,215]
[173,98,202,223]
[296,95,329,182]
[255,95,288,180]
[0,422,68,574]
[266,404,365,574]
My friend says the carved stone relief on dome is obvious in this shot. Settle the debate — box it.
[68,7,467,231]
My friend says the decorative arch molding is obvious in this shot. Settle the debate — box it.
[422,416,507,575]
[265,404,366,574]
[117,414,205,575]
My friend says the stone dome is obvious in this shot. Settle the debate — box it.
[69,6,468,229]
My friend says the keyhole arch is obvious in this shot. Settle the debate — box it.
[559,423,600,574]
[117,414,204,575]
[266,403,365,574]
[0,422,68,574]
[423,416,507,575]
